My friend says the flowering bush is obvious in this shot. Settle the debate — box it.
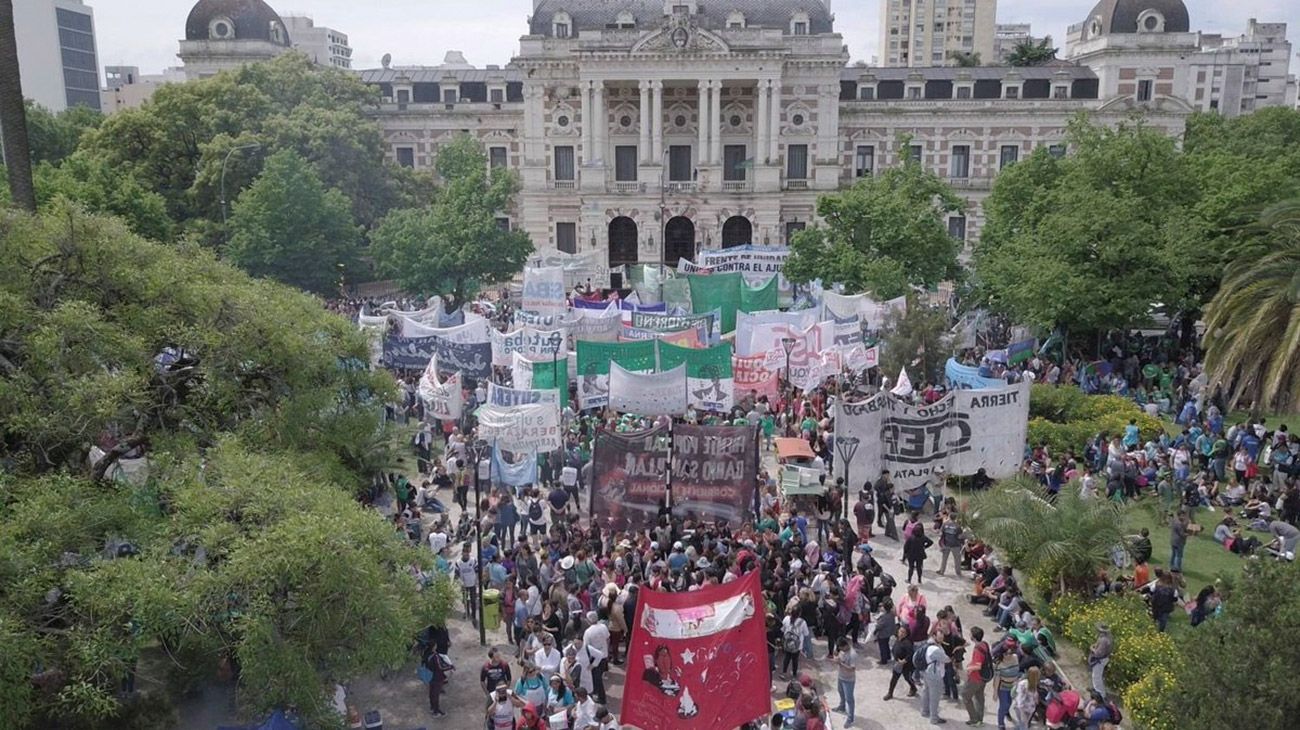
[1124,667,1177,730]
[1027,385,1164,456]
[1060,594,1181,692]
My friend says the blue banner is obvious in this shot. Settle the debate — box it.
[491,444,538,488]
[945,358,1008,390]
[382,335,491,379]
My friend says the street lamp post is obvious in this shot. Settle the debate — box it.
[835,436,861,579]
[781,337,797,416]
[471,438,490,647]
[220,143,262,238]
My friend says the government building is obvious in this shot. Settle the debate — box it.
[180,0,1297,272]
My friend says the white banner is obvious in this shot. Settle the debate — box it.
[381,297,442,325]
[743,320,834,370]
[476,403,562,452]
[834,381,1030,491]
[358,314,388,365]
[491,327,567,367]
[841,344,879,372]
[695,245,793,305]
[487,382,561,408]
[823,291,908,330]
[735,310,824,357]
[514,309,581,329]
[571,303,622,342]
[530,248,614,290]
[417,358,463,420]
[397,315,491,342]
[522,265,568,314]
[609,363,687,416]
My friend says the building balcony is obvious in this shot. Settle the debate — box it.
[552,180,576,190]
[663,181,697,194]
[607,181,646,194]
[947,174,994,190]
[784,179,810,191]
[721,179,752,193]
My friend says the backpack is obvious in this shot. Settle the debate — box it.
[528,500,544,521]
[1105,701,1123,724]
[567,656,583,686]
[976,644,994,683]
[912,644,930,672]
[783,623,802,653]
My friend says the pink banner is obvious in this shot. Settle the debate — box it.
[732,353,778,400]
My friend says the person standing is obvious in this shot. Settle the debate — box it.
[480,648,513,696]
[904,525,934,584]
[937,514,964,576]
[874,471,894,529]
[920,632,950,725]
[832,637,858,725]
[1169,510,1188,573]
[962,626,992,727]
[1011,666,1040,730]
[1088,623,1113,699]
[872,601,898,665]
[453,545,480,627]
[583,610,612,704]
[781,608,810,679]
[421,646,452,717]
[883,625,917,700]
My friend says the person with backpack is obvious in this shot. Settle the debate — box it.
[918,631,950,725]
[962,625,993,726]
[904,524,934,584]
[527,491,548,538]
[1083,690,1122,730]
[421,645,454,717]
[781,607,810,678]
[937,514,965,576]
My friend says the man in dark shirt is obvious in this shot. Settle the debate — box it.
[480,647,512,695]
[547,485,570,522]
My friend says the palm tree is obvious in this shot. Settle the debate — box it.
[1202,199,1300,412]
[0,0,36,211]
[964,477,1127,597]
[947,50,982,67]
[1006,38,1058,67]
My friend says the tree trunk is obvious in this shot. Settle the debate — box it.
[0,0,36,212]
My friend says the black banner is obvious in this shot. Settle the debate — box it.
[670,424,758,525]
[590,424,671,533]
[382,334,491,378]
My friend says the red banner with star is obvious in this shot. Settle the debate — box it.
[621,571,769,730]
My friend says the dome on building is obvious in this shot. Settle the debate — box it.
[185,0,291,46]
[1080,0,1190,40]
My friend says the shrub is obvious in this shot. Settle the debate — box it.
[1124,667,1177,730]
[1060,594,1180,692]
[1026,386,1164,457]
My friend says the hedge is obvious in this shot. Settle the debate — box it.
[1027,385,1165,457]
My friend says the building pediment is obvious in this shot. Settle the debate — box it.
[630,15,730,55]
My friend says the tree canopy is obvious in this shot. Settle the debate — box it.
[370,134,534,309]
[1006,38,1058,67]
[24,101,102,166]
[783,156,964,299]
[227,149,360,295]
[0,204,447,727]
[974,117,1198,336]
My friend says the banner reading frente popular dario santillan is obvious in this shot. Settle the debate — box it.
[590,424,671,532]
[622,570,769,730]
[670,424,757,525]
[833,380,1030,492]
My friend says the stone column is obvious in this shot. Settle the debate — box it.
[582,80,594,164]
[697,79,710,171]
[592,81,606,165]
[651,80,664,163]
[768,79,781,163]
[639,80,652,163]
[756,80,769,165]
[710,81,723,165]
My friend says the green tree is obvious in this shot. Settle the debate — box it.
[24,100,102,165]
[370,134,533,309]
[0,204,445,726]
[34,152,173,240]
[947,50,982,67]
[784,157,963,298]
[1167,560,1300,727]
[974,117,1198,341]
[227,149,360,295]
[1201,199,1300,411]
[1006,38,1058,67]
[965,477,1127,596]
[76,53,413,238]
[879,300,952,384]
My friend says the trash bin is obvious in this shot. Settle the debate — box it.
[363,709,382,730]
[481,588,501,631]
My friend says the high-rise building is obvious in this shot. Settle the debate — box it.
[880,0,997,67]
[282,15,352,69]
[12,0,101,111]
[993,23,1052,64]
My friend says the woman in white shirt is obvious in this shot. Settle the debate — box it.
[1011,665,1039,730]
[533,634,563,681]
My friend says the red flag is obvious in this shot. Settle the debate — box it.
[621,571,769,730]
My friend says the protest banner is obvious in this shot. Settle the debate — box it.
[491,444,538,488]
[417,359,462,421]
[834,381,1031,491]
[732,353,778,400]
[575,340,657,410]
[487,382,561,408]
[522,265,567,314]
[659,342,734,413]
[622,571,769,730]
[490,327,566,367]
[476,403,562,452]
[945,357,1008,390]
[609,363,688,416]
[571,302,623,342]
[589,425,671,533]
[670,424,758,524]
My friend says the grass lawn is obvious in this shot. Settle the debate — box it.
[1121,500,1248,589]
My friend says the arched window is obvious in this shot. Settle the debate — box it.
[615,11,636,29]
[553,11,572,38]
[268,21,284,44]
[722,216,752,248]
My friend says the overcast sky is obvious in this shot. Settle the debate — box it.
[92,0,1300,74]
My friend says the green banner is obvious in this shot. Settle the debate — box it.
[662,275,691,313]
[741,274,779,313]
[688,272,743,333]
[576,340,658,409]
[658,341,735,412]
[530,357,568,409]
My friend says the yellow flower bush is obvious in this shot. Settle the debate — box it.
[1124,667,1177,730]
[1060,594,1180,690]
